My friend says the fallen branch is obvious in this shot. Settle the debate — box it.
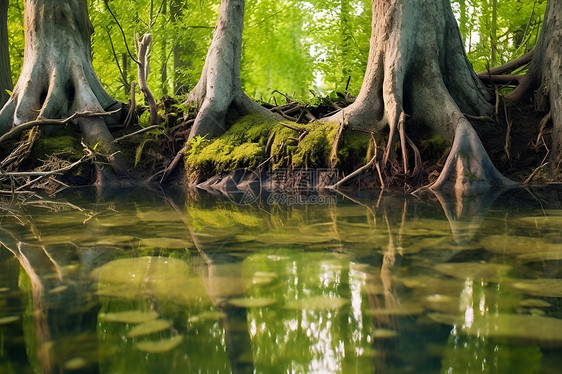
[477,50,534,77]
[113,124,164,143]
[124,81,137,128]
[503,101,512,159]
[0,155,93,191]
[523,162,549,185]
[278,122,306,134]
[0,110,119,145]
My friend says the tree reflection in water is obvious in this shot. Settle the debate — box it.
[0,187,561,373]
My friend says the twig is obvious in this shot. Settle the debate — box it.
[103,0,140,65]
[159,143,188,184]
[0,155,93,191]
[503,101,512,159]
[0,110,119,145]
[523,162,549,185]
[124,81,137,128]
[113,125,164,143]
[536,112,552,145]
[278,122,306,134]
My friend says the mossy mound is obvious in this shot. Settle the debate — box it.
[184,114,371,182]
[31,135,83,161]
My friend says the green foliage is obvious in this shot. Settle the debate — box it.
[451,0,547,72]
[5,0,547,107]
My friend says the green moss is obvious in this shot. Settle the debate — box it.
[337,129,372,169]
[184,114,372,180]
[32,135,82,160]
[420,134,449,159]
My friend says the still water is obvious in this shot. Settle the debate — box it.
[0,186,561,374]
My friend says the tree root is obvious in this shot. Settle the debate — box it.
[424,118,517,195]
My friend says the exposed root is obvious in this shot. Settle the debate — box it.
[428,118,516,194]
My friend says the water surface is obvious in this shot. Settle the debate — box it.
[0,187,561,373]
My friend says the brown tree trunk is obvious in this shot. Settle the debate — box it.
[184,0,277,140]
[324,0,513,194]
[0,0,12,107]
[0,0,128,180]
[506,0,561,170]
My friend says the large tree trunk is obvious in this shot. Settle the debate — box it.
[325,0,514,194]
[506,0,561,170]
[0,0,127,179]
[185,0,277,140]
[0,0,12,107]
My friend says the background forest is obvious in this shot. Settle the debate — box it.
[5,0,546,106]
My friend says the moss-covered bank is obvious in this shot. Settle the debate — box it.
[184,114,373,183]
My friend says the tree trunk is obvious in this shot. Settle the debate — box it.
[0,0,12,107]
[506,0,561,170]
[0,0,128,180]
[324,0,513,194]
[184,0,277,140]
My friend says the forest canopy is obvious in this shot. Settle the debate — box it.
[5,0,546,103]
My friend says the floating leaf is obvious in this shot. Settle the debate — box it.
[127,319,172,338]
[480,235,544,254]
[368,305,424,316]
[427,313,458,326]
[188,311,226,323]
[0,316,20,325]
[518,250,562,264]
[372,329,398,339]
[511,279,562,298]
[49,286,68,295]
[424,294,459,314]
[135,335,183,353]
[228,297,277,308]
[140,238,192,249]
[285,296,349,311]
[462,314,562,348]
[435,262,512,281]
[520,299,552,308]
[63,358,88,371]
[101,310,158,324]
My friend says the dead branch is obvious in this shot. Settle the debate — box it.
[0,110,119,145]
[479,74,522,85]
[136,33,159,127]
[536,111,552,145]
[124,81,137,128]
[13,157,87,178]
[503,101,512,159]
[278,122,306,134]
[477,50,534,77]
[113,125,164,143]
[523,162,549,185]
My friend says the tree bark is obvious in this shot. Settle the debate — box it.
[184,0,277,140]
[0,0,12,108]
[0,0,128,180]
[506,0,561,169]
[324,0,513,194]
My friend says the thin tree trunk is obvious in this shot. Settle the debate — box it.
[0,0,12,108]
